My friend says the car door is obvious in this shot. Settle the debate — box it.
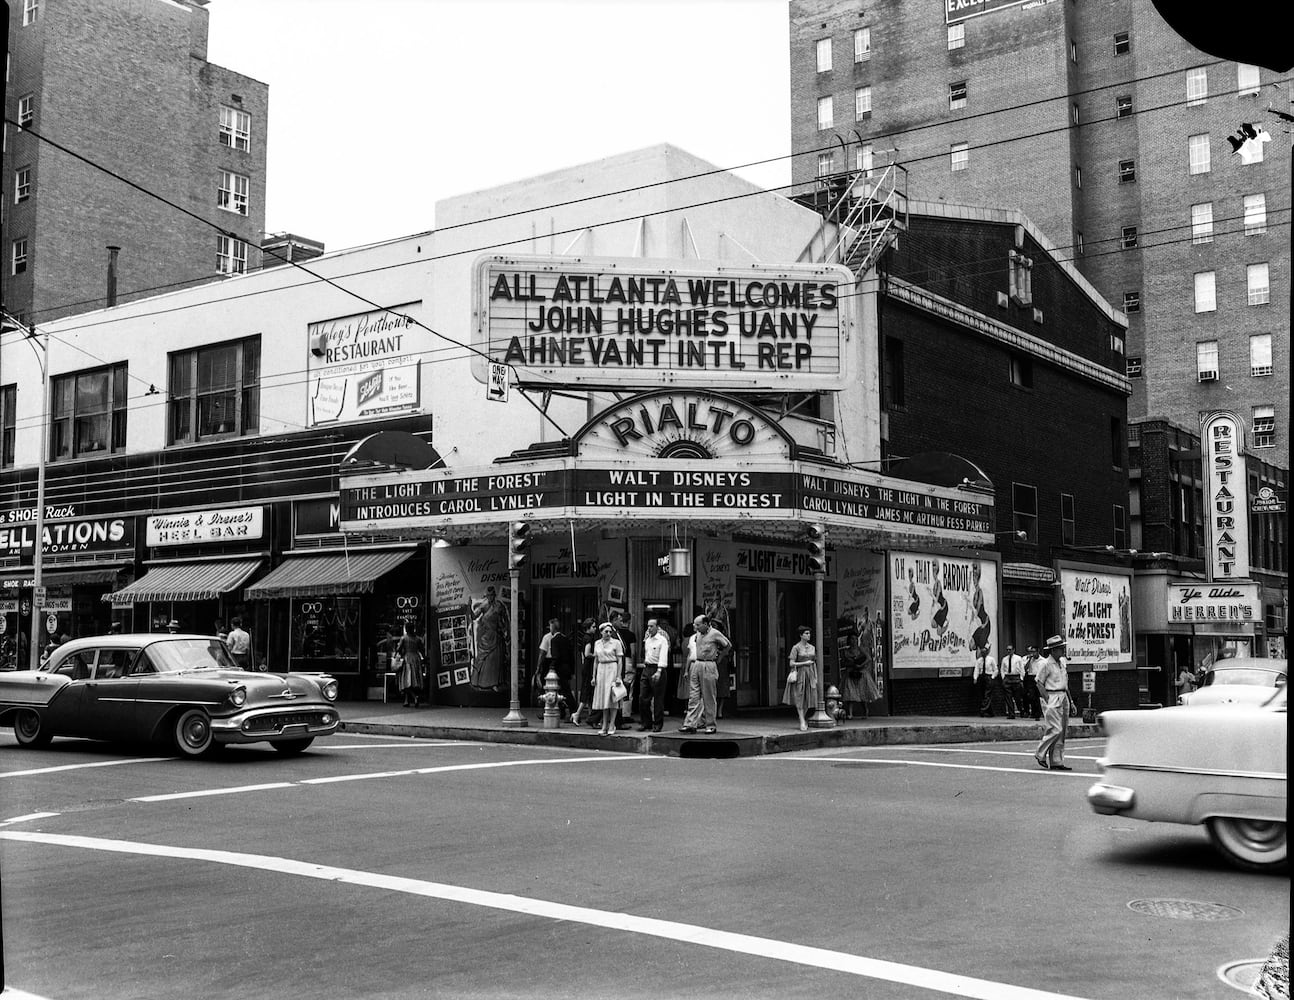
[40,649,95,736]
[81,648,142,741]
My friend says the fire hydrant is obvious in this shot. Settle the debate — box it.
[539,667,563,729]
[825,684,845,722]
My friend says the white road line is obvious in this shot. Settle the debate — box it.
[0,830,1096,1000]
[1,812,60,826]
[0,757,168,779]
[325,741,473,749]
[770,757,1092,776]
[863,747,1100,762]
[133,782,295,802]
[1,988,56,999]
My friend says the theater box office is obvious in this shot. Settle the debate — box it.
[340,389,997,713]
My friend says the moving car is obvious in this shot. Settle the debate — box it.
[1088,685,1286,871]
[1179,657,1287,706]
[0,633,341,757]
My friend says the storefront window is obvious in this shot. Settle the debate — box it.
[291,596,360,670]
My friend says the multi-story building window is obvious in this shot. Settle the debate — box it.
[1075,231,1084,256]
[1193,271,1216,312]
[219,105,252,152]
[167,337,260,445]
[14,167,32,204]
[1243,193,1267,235]
[817,152,833,177]
[856,143,873,176]
[1113,504,1128,549]
[217,170,250,215]
[947,23,964,50]
[1238,131,1265,165]
[855,86,872,118]
[1071,102,1080,125]
[1009,354,1034,387]
[1188,133,1210,174]
[853,27,870,62]
[1012,483,1038,543]
[50,363,127,460]
[22,0,38,26]
[11,240,28,275]
[1126,356,1143,378]
[1185,67,1208,106]
[1236,63,1261,96]
[1196,340,1219,381]
[1121,226,1138,249]
[0,384,15,469]
[17,94,34,127]
[1250,333,1273,376]
[1123,290,1141,313]
[950,142,969,172]
[816,37,832,73]
[1190,202,1213,244]
[1116,95,1133,119]
[1074,165,1082,189]
[1113,32,1130,55]
[1118,159,1136,183]
[216,236,248,275]
[817,96,833,130]
[1110,329,1126,355]
[1061,493,1076,546]
[1247,262,1269,305]
[1069,40,1077,63]
[1252,406,1275,448]
[949,81,967,110]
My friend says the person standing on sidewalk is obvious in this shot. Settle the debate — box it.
[637,618,670,732]
[972,644,998,716]
[1021,644,1043,720]
[680,615,729,734]
[1000,644,1025,720]
[396,622,425,708]
[226,617,251,670]
[1034,635,1073,770]
[590,623,625,737]
[783,626,819,732]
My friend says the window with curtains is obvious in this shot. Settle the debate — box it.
[1,384,15,468]
[167,337,260,445]
[50,364,128,460]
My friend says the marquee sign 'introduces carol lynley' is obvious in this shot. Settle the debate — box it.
[473,256,857,391]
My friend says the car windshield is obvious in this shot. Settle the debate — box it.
[143,638,239,673]
[1200,667,1284,688]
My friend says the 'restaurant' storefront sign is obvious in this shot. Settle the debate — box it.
[307,302,426,425]
[1200,411,1250,581]
[146,506,265,547]
[1167,582,1260,624]
[473,256,856,391]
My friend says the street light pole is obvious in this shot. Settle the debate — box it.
[27,324,48,670]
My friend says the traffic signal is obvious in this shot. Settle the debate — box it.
[508,521,531,571]
[804,522,827,575]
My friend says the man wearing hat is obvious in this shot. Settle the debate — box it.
[1033,635,1073,770]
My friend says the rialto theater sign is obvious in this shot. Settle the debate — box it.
[341,391,993,544]
[472,255,857,391]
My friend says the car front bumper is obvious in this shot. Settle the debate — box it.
[1087,781,1135,815]
[211,706,341,744]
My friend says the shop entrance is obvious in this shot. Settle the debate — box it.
[540,587,599,638]
[733,578,767,708]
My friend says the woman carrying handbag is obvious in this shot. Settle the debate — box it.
[590,622,625,736]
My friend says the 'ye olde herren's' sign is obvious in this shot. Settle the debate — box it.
[473,256,856,392]
[1167,583,1260,624]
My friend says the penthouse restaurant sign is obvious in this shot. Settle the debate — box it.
[472,255,857,391]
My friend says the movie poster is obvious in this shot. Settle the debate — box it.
[889,552,998,673]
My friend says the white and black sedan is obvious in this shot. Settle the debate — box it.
[1088,685,1286,871]
[0,634,340,757]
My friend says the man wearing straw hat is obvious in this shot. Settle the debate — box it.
[1033,634,1074,770]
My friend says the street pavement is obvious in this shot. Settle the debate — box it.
[335,699,1099,755]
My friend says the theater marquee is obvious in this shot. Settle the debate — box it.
[472,255,857,391]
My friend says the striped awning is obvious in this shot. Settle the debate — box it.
[244,547,416,600]
[103,558,263,604]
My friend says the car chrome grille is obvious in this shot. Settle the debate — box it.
[243,711,332,733]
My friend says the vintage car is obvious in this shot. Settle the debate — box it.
[1179,657,1287,707]
[0,633,340,757]
[1088,685,1287,871]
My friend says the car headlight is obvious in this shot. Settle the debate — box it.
[321,679,339,702]
[229,686,247,708]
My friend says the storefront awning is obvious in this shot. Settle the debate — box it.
[103,558,263,604]
[244,547,416,599]
[3,563,129,589]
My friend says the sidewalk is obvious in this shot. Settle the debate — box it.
[337,701,1099,757]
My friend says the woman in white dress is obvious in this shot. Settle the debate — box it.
[590,622,625,736]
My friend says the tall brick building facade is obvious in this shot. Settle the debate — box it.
[3,0,268,324]
[789,0,1289,466]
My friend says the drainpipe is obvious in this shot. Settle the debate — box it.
[106,246,121,307]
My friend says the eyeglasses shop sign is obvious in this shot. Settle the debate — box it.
[147,506,265,547]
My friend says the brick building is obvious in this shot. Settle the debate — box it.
[3,0,268,325]
[788,0,1290,465]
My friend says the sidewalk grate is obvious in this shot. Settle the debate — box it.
[1127,898,1245,921]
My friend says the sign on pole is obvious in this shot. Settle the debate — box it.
[487,362,509,403]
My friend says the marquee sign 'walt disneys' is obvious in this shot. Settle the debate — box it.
[472,256,856,391]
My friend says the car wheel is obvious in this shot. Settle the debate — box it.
[271,737,314,755]
[1207,817,1288,872]
[172,708,215,758]
[12,709,52,748]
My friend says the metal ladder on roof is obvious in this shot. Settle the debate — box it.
[810,160,909,277]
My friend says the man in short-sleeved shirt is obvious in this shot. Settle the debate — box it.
[680,615,730,734]
[637,619,670,732]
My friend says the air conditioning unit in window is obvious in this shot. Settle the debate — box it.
[1198,370,1218,382]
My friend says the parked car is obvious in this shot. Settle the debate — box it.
[1088,685,1286,871]
[0,633,340,757]
[1179,657,1287,706]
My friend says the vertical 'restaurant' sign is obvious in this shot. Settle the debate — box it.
[1200,411,1250,582]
